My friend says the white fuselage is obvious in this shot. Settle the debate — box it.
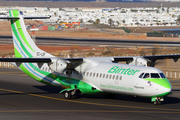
[81,62,171,97]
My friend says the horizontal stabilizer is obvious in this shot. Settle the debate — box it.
[0,17,19,19]
[0,58,51,63]
[24,16,51,19]
[0,16,50,19]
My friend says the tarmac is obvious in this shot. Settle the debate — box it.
[0,68,180,120]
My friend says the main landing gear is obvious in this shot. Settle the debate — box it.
[153,97,164,105]
[64,91,72,99]
[64,89,77,99]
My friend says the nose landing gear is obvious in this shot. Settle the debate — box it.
[152,97,164,105]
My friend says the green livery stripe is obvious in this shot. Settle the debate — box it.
[14,47,22,58]
[77,81,102,94]
[144,78,171,89]
[10,10,32,58]
[16,17,35,53]
[10,10,34,53]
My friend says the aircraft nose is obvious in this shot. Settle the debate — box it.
[160,78,171,89]
[161,79,172,96]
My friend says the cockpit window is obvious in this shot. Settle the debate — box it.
[143,73,150,78]
[139,73,144,78]
[151,73,160,78]
[160,73,166,78]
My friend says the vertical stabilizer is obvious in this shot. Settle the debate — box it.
[9,10,54,58]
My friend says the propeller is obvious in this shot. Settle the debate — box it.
[65,46,83,82]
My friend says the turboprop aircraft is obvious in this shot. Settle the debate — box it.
[0,10,180,105]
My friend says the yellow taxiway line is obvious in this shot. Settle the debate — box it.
[0,88,180,113]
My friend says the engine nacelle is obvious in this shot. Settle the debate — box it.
[128,57,148,66]
[48,58,67,73]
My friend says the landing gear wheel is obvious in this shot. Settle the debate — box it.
[157,100,162,105]
[64,91,72,99]
[154,100,162,105]
[154,101,158,105]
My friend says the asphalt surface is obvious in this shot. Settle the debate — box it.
[0,68,180,120]
[1,35,180,47]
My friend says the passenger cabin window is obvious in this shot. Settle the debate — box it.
[103,74,105,78]
[87,72,89,76]
[109,75,112,79]
[143,73,150,78]
[160,73,166,78]
[93,73,95,77]
[151,73,160,78]
[119,76,122,80]
[106,74,108,79]
[90,72,92,77]
[139,73,144,78]
[113,75,115,79]
[100,73,102,78]
[116,75,119,80]
[97,73,99,77]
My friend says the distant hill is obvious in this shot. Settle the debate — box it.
[4,0,180,3]
[1,0,180,8]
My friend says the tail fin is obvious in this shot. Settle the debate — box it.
[9,10,53,58]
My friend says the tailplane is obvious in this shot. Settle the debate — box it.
[8,10,53,58]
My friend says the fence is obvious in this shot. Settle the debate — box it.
[0,55,15,68]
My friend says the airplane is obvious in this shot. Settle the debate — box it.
[0,10,180,105]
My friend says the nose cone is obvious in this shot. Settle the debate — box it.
[150,78,171,89]
[147,78,172,97]
[158,78,172,97]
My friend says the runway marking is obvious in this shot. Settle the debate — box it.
[0,72,23,74]
[172,86,180,88]
[0,88,180,112]
[0,88,23,94]
[171,83,180,85]
[0,110,179,113]
[169,79,180,81]
[0,72,27,76]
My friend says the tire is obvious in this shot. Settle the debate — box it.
[154,100,161,105]
[64,91,72,99]
[157,100,162,105]
[154,101,158,105]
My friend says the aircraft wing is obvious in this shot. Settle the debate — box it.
[0,57,83,68]
[112,54,180,66]
[113,57,133,62]
[143,54,180,62]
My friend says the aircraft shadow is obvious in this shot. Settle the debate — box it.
[0,85,63,96]
[78,94,180,105]
[172,89,180,91]
[163,96,180,104]
[33,85,63,93]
